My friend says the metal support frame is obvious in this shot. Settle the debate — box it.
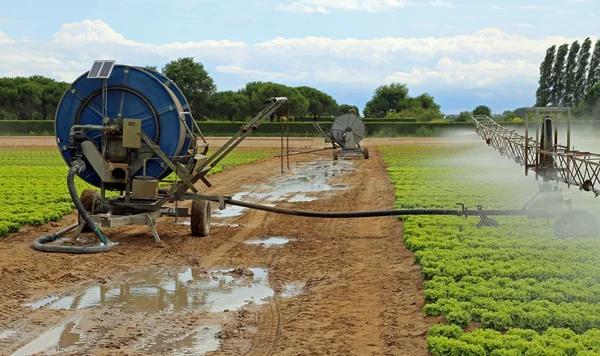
[472,108,600,196]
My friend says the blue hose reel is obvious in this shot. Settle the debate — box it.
[55,64,194,188]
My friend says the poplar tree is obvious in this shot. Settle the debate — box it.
[535,45,556,107]
[587,40,600,93]
[551,44,569,107]
[564,40,581,107]
[574,37,592,104]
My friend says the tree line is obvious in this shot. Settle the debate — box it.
[0,57,443,122]
[536,37,600,118]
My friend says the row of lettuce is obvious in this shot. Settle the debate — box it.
[0,149,275,236]
[380,146,600,355]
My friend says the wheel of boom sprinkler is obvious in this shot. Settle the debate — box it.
[331,113,366,146]
[79,189,99,233]
[554,210,600,238]
[363,147,369,159]
[191,199,211,237]
[333,150,339,161]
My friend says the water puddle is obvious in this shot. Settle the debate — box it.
[11,320,80,356]
[288,194,317,202]
[143,326,221,355]
[245,237,293,247]
[0,330,16,339]
[281,282,305,298]
[23,295,59,309]
[213,160,354,218]
[27,267,273,313]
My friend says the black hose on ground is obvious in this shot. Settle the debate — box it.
[201,197,553,219]
[32,160,114,254]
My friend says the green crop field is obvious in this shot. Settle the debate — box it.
[380,146,600,355]
[0,148,276,236]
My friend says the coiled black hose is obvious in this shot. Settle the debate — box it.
[32,160,114,254]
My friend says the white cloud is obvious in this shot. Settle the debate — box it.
[276,3,330,13]
[276,0,416,13]
[491,5,503,10]
[429,0,452,8]
[0,32,15,44]
[384,58,538,88]
[0,19,589,98]
[215,65,308,81]
[254,28,580,63]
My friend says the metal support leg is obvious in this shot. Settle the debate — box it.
[145,213,161,242]
[74,222,86,241]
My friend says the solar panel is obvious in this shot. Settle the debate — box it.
[87,60,116,79]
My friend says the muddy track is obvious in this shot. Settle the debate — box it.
[0,147,438,356]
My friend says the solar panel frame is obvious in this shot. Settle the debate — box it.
[87,60,116,79]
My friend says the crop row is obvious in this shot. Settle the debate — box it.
[379,145,600,355]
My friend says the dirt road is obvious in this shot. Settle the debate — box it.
[0,148,438,355]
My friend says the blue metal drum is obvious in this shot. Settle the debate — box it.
[55,65,191,188]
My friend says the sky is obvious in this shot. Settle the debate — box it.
[0,0,598,114]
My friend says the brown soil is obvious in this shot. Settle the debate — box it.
[0,147,438,355]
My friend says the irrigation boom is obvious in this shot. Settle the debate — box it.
[472,108,600,196]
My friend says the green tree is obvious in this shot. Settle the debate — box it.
[473,105,492,117]
[363,83,410,118]
[296,86,338,119]
[162,58,216,115]
[143,65,158,71]
[338,104,360,116]
[564,40,581,107]
[206,91,250,121]
[247,82,309,119]
[535,45,556,107]
[551,44,569,107]
[29,76,69,120]
[574,37,593,104]
[587,40,600,93]
[503,110,517,120]
[414,93,441,114]
[574,82,600,120]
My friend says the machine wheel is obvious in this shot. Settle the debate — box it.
[191,199,211,237]
[333,151,339,161]
[554,210,600,238]
[363,147,369,159]
[79,189,99,232]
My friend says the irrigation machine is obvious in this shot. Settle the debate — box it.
[33,61,600,254]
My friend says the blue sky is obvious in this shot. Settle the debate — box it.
[0,0,598,114]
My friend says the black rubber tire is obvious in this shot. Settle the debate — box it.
[333,151,339,161]
[363,147,369,159]
[191,199,211,237]
[79,189,99,233]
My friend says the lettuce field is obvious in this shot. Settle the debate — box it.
[380,146,600,355]
[0,147,275,237]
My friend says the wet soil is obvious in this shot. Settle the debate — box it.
[0,148,438,355]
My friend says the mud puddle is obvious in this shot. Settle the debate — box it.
[11,320,81,356]
[142,326,221,355]
[245,237,293,247]
[214,160,354,218]
[19,267,273,355]
[26,267,273,313]
[281,282,305,298]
